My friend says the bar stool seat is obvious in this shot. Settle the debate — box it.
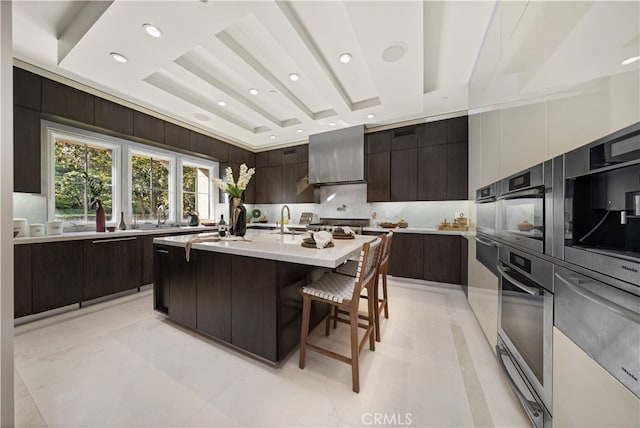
[334,231,393,341]
[298,237,384,393]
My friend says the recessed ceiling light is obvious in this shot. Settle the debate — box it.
[297,129,304,133]
[289,73,300,81]
[217,100,226,106]
[249,88,259,95]
[380,42,407,63]
[110,52,128,63]
[269,135,276,139]
[142,23,162,38]
[367,113,375,119]
[329,122,336,126]
[339,53,352,63]
[621,56,640,65]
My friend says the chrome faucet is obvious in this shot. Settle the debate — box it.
[157,204,166,226]
[280,204,290,235]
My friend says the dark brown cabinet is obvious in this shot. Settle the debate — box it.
[83,236,141,300]
[391,148,418,201]
[133,111,164,144]
[367,130,392,153]
[282,163,297,203]
[296,161,315,203]
[153,245,170,313]
[391,125,420,150]
[14,245,32,318]
[13,106,42,193]
[189,132,229,161]
[231,256,277,361]
[421,121,446,147]
[446,141,468,200]
[447,116,468,144]
[417,145,447,200]
[164,122,189,151]
[196,251,232,342]
[42,79,94,124]
[13,68,41,111]
[385,233,466,285]
[31,241,83,314]
[367,151,390,202]
[141,235,157,286]
[388,233,424,279]
[424,235,462,284]
[167,245,197,329]
[255,165,282,204]
[94,98,133,136]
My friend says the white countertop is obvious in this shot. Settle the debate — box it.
[153,229,375,269]
[246,223,308,229]
[13,226,216,245]
[363,226,475,237]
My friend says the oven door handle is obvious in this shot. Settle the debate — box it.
[476,236,499,247]
[498,264,540,296]
[496,345,543,421]
[555,272,640,324]
[497,187,543,200]
[476,196,496,203]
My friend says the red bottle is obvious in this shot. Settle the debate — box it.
[96,199,106,232]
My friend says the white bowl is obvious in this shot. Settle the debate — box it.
[13,218,27,237]
[46,220,63,235]
[29,223,44,237]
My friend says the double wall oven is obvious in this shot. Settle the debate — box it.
[497,245,554,428]
[496,160,555,256]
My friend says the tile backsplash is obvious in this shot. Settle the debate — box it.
[248,183,472,228]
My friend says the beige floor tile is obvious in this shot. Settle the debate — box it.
[14,279,530,427]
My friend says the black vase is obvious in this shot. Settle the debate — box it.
[229,196,247,237]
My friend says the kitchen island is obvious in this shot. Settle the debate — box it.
[153,229,375,363]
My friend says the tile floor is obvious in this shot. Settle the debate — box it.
[14,278,530,427]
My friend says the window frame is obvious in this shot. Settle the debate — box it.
[179,157,216,222]
[45,122,121,225]
[44,120,219,228]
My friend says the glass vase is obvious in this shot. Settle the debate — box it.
[229,195,247,237]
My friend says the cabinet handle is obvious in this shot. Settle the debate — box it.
[91,237,137,244]
[156,249,169,254]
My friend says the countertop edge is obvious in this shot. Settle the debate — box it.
[13,226,216,245]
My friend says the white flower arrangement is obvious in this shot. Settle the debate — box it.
[213,163,255,197]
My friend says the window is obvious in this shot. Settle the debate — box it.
[182,162,213,220]
[53,134,116,223]
[131,151,171,222]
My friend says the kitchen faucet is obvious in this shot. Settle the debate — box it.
[280,204,290,235]
[157,204,166,226]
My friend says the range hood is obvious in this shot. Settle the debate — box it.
[308,125,365,185]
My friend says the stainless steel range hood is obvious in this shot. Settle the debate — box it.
[308,125,365,185]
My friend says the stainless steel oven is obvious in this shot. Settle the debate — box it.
[476,182,500,276]
[497,161,554,255]
[497,244,553,427]
[562,122,640,286]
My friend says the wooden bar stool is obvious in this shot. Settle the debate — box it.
[334,231,393,341]
[298,237,384,393]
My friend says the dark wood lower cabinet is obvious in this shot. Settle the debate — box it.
[385,232,466,285]
[32,241,84,314]
[231,256,278,361]
[14,245,32,318]
[83,236,141,300]
[196,252,232,342]
[154,247,327,362]
[388,233,424,279]
[167,245,197,329]
[424,235,461,284]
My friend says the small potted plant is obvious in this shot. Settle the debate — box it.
[213,163,255,236]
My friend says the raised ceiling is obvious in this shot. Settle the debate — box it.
[12,1,495,150]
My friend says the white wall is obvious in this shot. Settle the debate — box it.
[0,1,14,424]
